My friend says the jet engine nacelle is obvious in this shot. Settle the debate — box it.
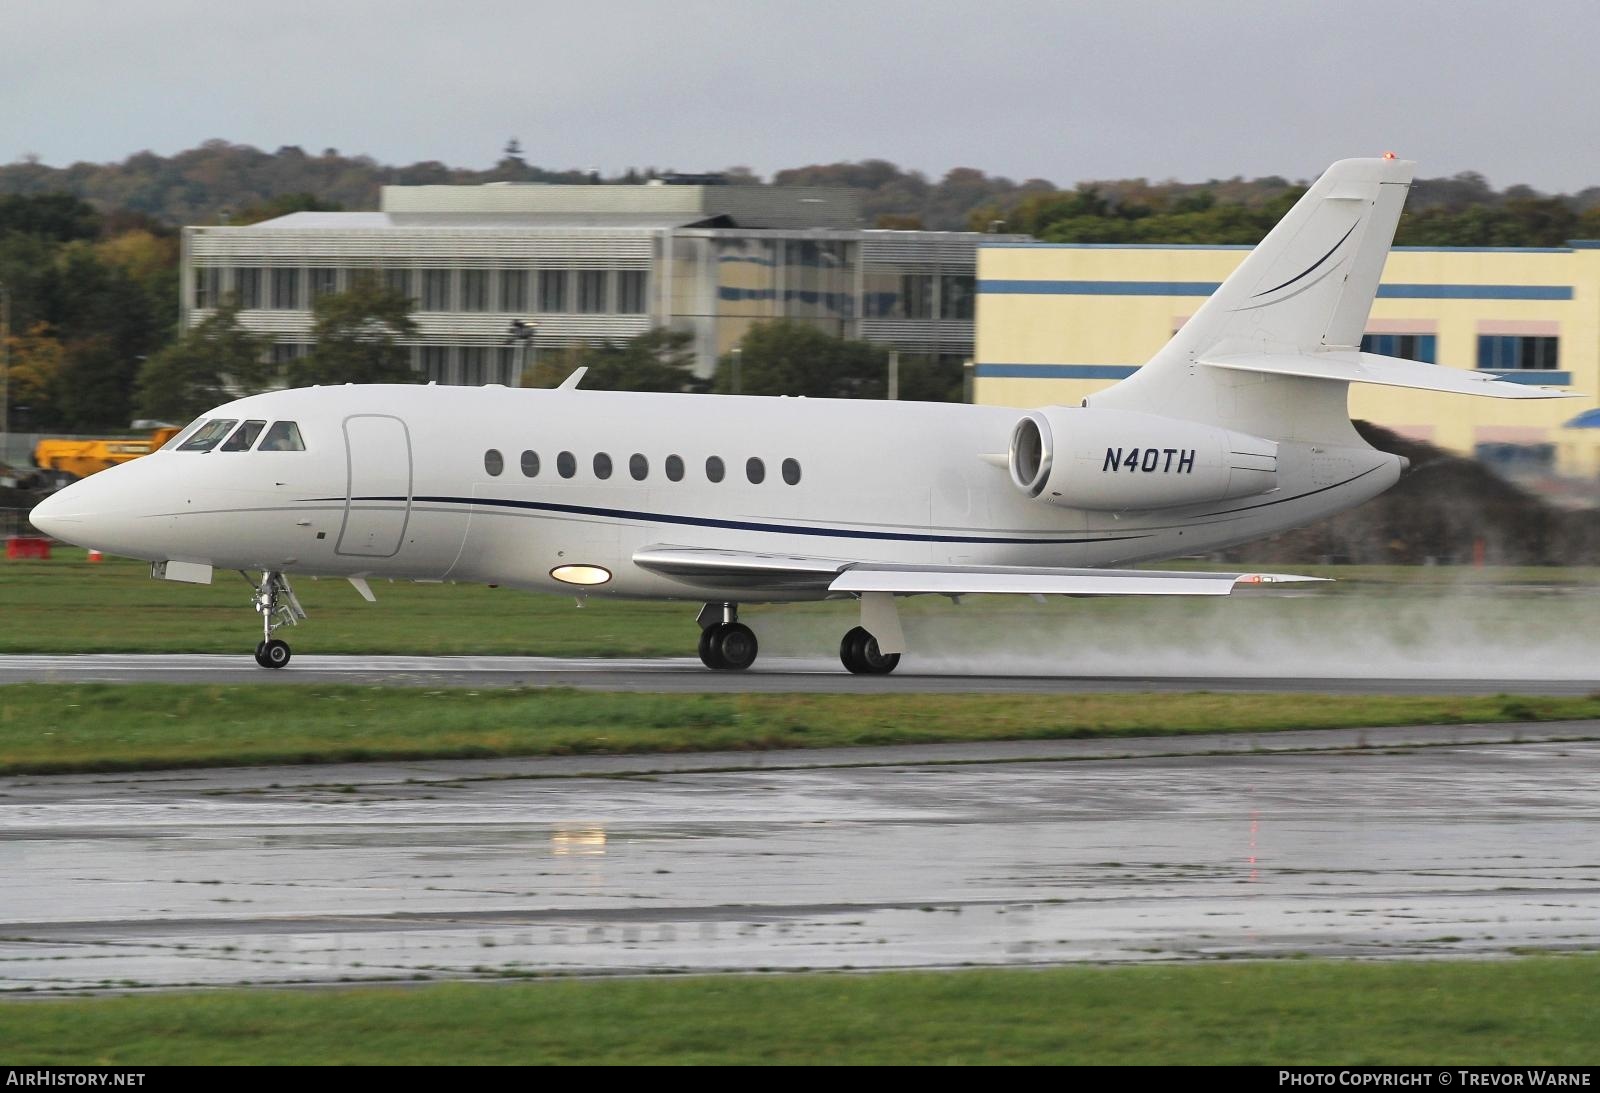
[1008,407,1278,511]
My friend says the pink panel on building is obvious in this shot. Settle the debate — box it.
[1474,425,1550,444]
[1476,319,1560,336]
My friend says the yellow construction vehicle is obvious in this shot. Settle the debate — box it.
[31,425,181,485]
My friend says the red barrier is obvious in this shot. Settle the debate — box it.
[5,536,52,560]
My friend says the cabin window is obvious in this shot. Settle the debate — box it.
[665,454,684,482]
[521,450,540,477]
[177,419,238,452]
[593,453,613,480]
[484,449,504,476]
[782,458,801,485]
[706,456,725,483]
[221,420,267,452]
[746,457,765,484]
[557,451,576,478]
[259,421,307,452]
[629,454,648,481]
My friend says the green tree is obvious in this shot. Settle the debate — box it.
[524,327,703,392]
[712,320,889,398]
[290,275,419,386]
[135,300,274,421]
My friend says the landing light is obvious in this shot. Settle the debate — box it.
[551,564,612,586]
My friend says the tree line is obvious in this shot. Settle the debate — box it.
[7,143,1600,432]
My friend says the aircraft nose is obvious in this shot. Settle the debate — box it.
[27,460,177,557]
[27,483,84,540]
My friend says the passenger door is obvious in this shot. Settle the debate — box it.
[336,414,412,558]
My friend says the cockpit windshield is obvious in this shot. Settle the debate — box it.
[259,421,306,452]
[176,419,238,452]
[220,420,267,452]
[160,418,205,451]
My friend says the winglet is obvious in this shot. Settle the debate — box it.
[558,367,588,390]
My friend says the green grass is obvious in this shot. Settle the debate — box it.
[5,554,1600,657]
[3,958,1597,1064]
[2,683,1596,774]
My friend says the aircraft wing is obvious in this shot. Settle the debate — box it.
[631,545,1324,597]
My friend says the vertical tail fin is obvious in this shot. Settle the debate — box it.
[1091,157,1414,442]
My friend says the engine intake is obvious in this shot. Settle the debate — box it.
[1008,407,1278,511]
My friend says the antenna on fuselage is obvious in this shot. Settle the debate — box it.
[557,367,588,390]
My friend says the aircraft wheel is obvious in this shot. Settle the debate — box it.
[255,639,292,670]
[698,625,727,670]
[840,626,900,675]
[712,622,758,671]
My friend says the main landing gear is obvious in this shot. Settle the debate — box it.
[693,603,902,675]
[839,625,900,675]
[247,570,306,669]
[697,602,758,671]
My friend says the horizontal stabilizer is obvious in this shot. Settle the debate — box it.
[634,545,1324,597]
[1201,351,1576,399]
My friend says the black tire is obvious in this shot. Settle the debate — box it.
[253,641,270,669]
[698,624,726,670]
[840,626,900,675]
[714,622,758,671]
[260,638,292,669]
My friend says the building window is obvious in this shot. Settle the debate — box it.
[461,347,488,385]
[195,268,222,309]
[521,450,540,477]
[234,268,263,309]
[422,346,451,383]
[940,275,975,321]
[901,274,935,319]
[538,270,569,312]
[461,270,490,312]
[1475,442,1555,473]
[270,343,307,366]
[501,270,529,313]
[1361,333,1437,363]
[484,449,504,476]
[665,454,684,481]
[271,268,300,310]
[385,268,414,303]
[1477,335,1559,370]
[494,347,518,385]
[616,270,648,314]
[782,458,801,485]
[309,268,338,301]
[593,452,613,479]
[422,269,452,310]
[577,270,608,314]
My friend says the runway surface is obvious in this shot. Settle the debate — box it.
[4,725,1600,992]
[2,652,1598,694]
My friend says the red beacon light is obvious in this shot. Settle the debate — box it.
[1382,151,1398,160]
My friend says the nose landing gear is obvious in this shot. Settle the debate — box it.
[247,570,306,669]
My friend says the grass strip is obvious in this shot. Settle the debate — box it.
[5,556,1600,656]
[2,683,1597,775]
[3,958,1597,1064]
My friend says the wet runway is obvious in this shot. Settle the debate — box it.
[2,653,1598,694]
[4,725,1600,992]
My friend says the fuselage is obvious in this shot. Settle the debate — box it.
[30,383,1402,600]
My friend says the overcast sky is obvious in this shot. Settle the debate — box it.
[4,0,1597,191]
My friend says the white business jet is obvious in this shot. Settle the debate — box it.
[29,157,1566,672]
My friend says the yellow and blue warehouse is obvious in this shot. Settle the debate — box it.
[973,242,1600,477]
